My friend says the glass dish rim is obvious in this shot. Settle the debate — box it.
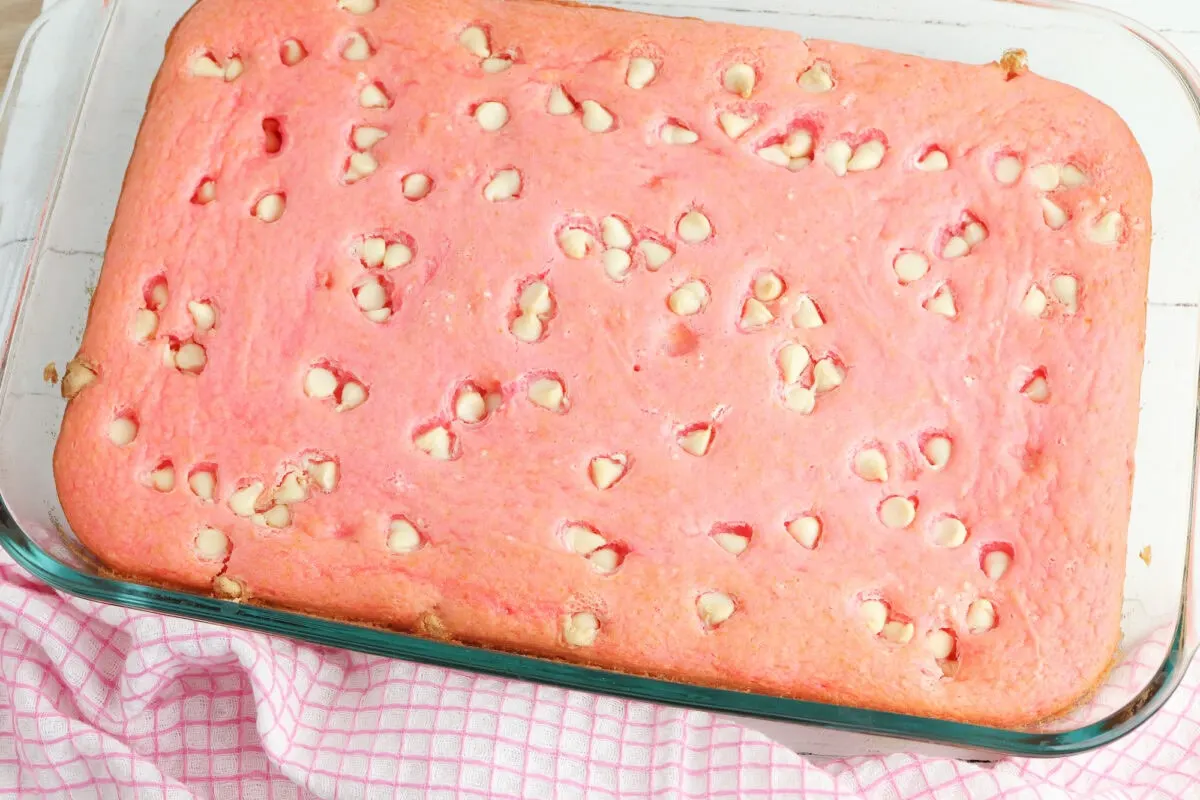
[0,0,1196,757]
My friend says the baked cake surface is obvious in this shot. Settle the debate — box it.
[54,0,1151,727]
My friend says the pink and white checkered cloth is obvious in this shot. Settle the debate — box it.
[1,553,1197,799]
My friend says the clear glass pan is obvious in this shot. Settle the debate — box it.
[1,0,1198,757]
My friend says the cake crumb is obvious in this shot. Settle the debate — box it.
[43,363,58,385]
[1139,546,1152,566]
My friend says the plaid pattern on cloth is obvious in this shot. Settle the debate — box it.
[0,554,1197,799]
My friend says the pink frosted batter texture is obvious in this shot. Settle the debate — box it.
[54,0,1151,727]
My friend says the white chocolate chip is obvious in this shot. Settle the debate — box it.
[189,469,216,502]
[563,611,599,646]
[626,57,657,89]
[190,55,225,78]
[859,599,887,635]
[993,155,1022,185]
[967,599,996,633]
[547,85,576,116]
[602,249,632,282]
[893,252,929,284]
[475,101,509,132]
[254,194,285,223]
[455,386,487,424]
[1088,211,1124,245]
[362,237,387,267]
[281,39,307,66]
[1022,284,1048,317]
[134,309,158,342]
[915,149,948,172]
[853,448,888,482]
[782,385,816,414]
[338,381,368,411]
[777,343,810,385]
[109,417,137,448]
[738,298,774,331]
[558,227,594,259]
[213,576,243,599]
[62,360,97,400]
[812,358,844,393]
[798,61,834,93]
[1030,163,1061,191]
[387,519,423,554]
[188,301,216,333]
[660,123,699,145]
[528,377,566,412]
[194,528,228,561]
[228,482,264,517]
[402,173,432,201]
[1050,275,1078,313]
[711,530,749,556]
[882,620,914,645]
[344,151,379,184]
[924,285,957,319]
[580,100,615,133]
[792,295,824,329]
[587,547,621,574]
[1022,374,1050,403]
[696,591,735,628]
[193,179,216,204]
[273,471,309,505]
[414,426,456,460]
[564,524,606,555]
[983,550,1012,580]
[963,222,988,247]
[786,516,820,549]
[753,272,784,302]
[342,31,372,61]
[262,504,291,529]
[364,309,390,323]
[717,112,756,140]
[359,83,390,109]
[637,240,673,270]
[941,236,969,260]
[932,517,967,548]
[1040,197,1068,230]
[519,281,553,316]
[589,454,628,490]
[667,280,709,316]
[304,367,338,399]
[678,425,714,456]
[757,145,791,168]
[676,211,712,243]
[847,140,886,172]
[879,496,916,529]
[481,55,513,74]
[509,314,544,343]
[782,130,813,159]
[921,435,951,471]
[306,460,338,492]
[823,141,852,177]
[383,242,413,270]
[483,168,522,202]
[926,629,956,660]
[150,465,175,492]
[1060,164,1088,187]
[458,25,490,58]
[723,63,756,98]
[600,217,633,250]
[175,343,207,374]
[223,58,244,82]
[355,277,388,313]
[338,0,376,12]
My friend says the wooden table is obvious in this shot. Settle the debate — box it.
[0,0,41,88]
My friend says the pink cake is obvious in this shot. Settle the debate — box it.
[53,0,1151,727]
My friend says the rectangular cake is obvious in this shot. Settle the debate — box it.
[53,0,1151,727]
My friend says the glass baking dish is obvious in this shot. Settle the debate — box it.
[1,0,1198,758]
